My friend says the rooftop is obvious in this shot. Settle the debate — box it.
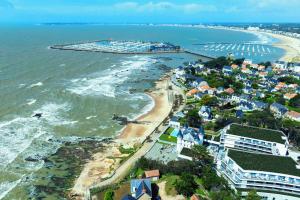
[228,149,300,177]
[227,124,286,144]
[145,170,160,178]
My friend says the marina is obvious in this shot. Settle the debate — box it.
[194,42,279,59]
[50,40,182,54]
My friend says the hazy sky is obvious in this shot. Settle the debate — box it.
[1,0,300,23]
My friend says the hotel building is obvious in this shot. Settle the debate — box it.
[217,149,300,200]
[220,124,288,156]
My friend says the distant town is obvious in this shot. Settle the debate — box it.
[89,55,300,200]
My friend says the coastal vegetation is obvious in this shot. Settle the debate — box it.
[103,189,114,200]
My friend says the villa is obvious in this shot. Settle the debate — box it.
[220,124,288,156]
[144,170,160,181]
[222,66,233,76]
[123,179,152,200]
[198,106,213,121]
[274,60,288,70]
[176,125,204,153]
[225,88,235,95]
[270,103,288,118]
[238,101,254,111]
[217,149,300,200]
[243,59,253,65]
[285,111,300,122]
[284,93,297,100]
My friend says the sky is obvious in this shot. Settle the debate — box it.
[0,0,300,24]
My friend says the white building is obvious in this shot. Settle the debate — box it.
[198,106,213,121]
[273,61,287,70]
[243,59,253,65]
[293,63,300,73]
[220,124,288,156]
[169,116,181,129]
[217,149,300,200]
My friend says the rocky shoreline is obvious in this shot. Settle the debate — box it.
[27,138,112,199]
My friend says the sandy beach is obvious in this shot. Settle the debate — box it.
[262,32,300,62]
[204,26,300,62]
[70,74,179,199]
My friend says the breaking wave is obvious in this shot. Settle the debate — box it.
[67,56,156,97]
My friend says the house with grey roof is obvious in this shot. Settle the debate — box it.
[270,102,288,118]
[176,126,204,153]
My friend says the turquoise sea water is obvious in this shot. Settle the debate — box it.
[0,25,284,199]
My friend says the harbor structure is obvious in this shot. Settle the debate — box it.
[51,40,181,54]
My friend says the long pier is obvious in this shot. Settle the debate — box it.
[184,50,216,60]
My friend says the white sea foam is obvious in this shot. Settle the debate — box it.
[18,84,26,88]
[86,115,97,120]
[27,99,37,105]
[128,94,155,121]
[28,82,43,88]
[250,31,274,44]
[59,64,66,67]
[0,103,71,168]
[67,56,156,97]
[0,178,23,200]
[99,125,109,129]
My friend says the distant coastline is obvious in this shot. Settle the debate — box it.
[174,24,300,62]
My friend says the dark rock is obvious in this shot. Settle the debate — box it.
[32,113,42,119]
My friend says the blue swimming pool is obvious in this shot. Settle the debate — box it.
[170,128,180,137]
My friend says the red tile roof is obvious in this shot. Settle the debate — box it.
[191,194,201,200]
[145,170,160,178]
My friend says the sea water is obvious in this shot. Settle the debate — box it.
[0,24,284,199]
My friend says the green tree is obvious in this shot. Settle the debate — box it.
[175,173,197,197]
[245,190,261,200]
[210,190,236,200]
[252,83,259,90]
[186,109,202,127]
[200,95,218,106]
[104,190,114,200]
[276,96,286,105]
[205,56,231,70]
[232,58,245,65]
[258,61,271,67]
[191,145,213,166]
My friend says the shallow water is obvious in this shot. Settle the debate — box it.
[0,24,284,199]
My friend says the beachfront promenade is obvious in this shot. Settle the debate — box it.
[72,74,184,199]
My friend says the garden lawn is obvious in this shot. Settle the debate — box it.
[159,134,177,143]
